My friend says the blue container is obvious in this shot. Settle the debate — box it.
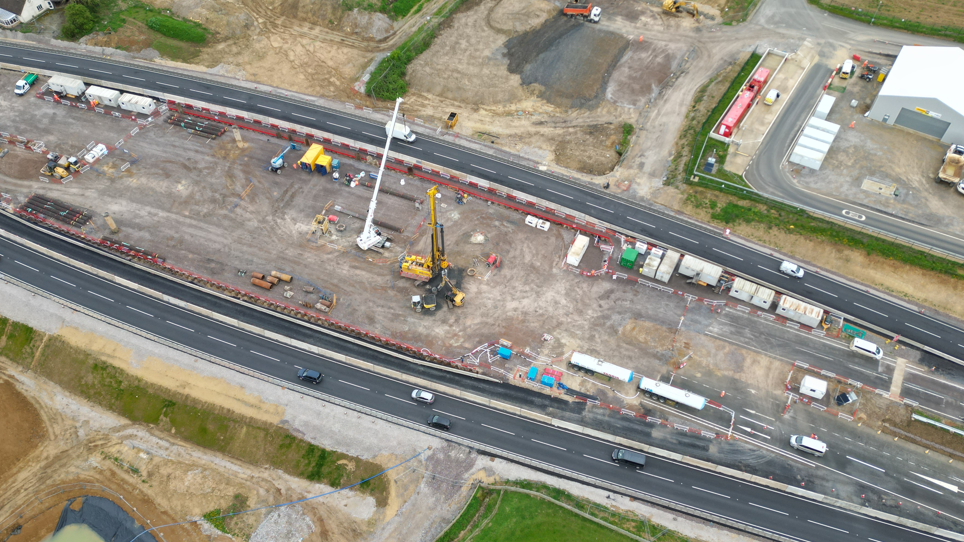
[527,367,538,381]
[369,172,378,180]
[498,347,512,360]
[317,165,328,175]
[332,159,340,170]
[540,375,555,387]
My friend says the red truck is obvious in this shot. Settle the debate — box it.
[563,2,601,22]
[718,67,771,138]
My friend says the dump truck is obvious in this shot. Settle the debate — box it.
[938,144,964,185]
[563,2,600,22]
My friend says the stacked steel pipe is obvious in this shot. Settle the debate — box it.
[357,180,423,203]
[166,113,226,139]
[22,194,92,227]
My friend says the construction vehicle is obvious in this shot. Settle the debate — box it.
[412,293,437,313]
[269,143,297,174]
[662,0,698,17]
[400,185,447,283]
[438,276,465,307]
[938,144,964,184]
[357,98,406,251]
[14,73,37,96]
[563,2,601,22]
[41,161,69,179]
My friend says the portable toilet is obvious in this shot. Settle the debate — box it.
[498,347,512,359]
[620,247,639,269]
[331,158,340,170]
[315,154,334,175]
[540,375,555,387]
[526,366,538,381]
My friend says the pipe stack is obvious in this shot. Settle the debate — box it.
[357,180,423,203]
[332,205,404,233]
[166,114,226,139]
[22,194,92,227]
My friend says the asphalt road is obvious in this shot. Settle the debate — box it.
[0,232,953,542]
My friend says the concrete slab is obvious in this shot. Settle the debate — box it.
[890,356,908,397]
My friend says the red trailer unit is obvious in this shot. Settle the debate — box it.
[718,89,755,138]
[750,68,770,88]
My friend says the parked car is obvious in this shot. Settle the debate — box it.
[297,368,323,384]
[779,260,805,278]
[411,389,435,404]
[427,415,451,430]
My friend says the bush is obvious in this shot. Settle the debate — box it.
[366,28,435,100]
[616,123,634,155]
[147,15,207,43]
[62,4,96,39]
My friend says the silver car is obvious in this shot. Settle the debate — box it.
[411,389,435,404]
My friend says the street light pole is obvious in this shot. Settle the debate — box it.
[871,0,882,25]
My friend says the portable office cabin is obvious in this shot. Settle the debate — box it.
[802,127,835,145]
[654,250,680,283]
[640,248,663,279]
[118,94,156,114]
[789,145,826,170]
[776,295,824,328]
[85,86,122,108]
[795,137,832,155]
[749,283,774,310]
[728,277,756,303]
[814,95,836,120]
[677,255,722,286]
[807,116,840,136]
[800,376,827,400]
[567,235,590,266]
[47,75,87,96]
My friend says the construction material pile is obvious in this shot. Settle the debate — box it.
[166,113,226,139]
[21,194,92,227]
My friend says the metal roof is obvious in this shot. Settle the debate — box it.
[879,46,964,115]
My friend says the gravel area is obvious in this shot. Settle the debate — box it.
[250,505,315,542]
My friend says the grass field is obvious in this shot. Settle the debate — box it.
[808,0,964,42]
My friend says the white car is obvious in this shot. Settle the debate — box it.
[84,143,108,164]
[779,260,805,278]
[411,389,435,404]
[957,179,964,196]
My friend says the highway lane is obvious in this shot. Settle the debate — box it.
[0,235,955,542]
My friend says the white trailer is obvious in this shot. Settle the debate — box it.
[814,95,835,120]
[790,146,825,170]
[639,376,707,410]
[730,276,774,309]
[802,127,835,145]
[119,93,157,115]
[796,137,831,155]
[568,352,633,383]
[47,75,87,96]
[677,255,722,287]
[776,295,824,328]
[640,248,663,278]
[85,85,122,108]
[566,234,590,266]
[654,249,680,283]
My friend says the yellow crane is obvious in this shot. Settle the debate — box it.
[401,185,465,308]
[662,0,699,17]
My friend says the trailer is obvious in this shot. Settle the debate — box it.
[718,67,770,138]
[85,85,122,108]
[640,248,664,278]
[118,93,157,114]
[566,234,590,266]
[654,249,680,283]
[776,295,824,328]
[567,352,633,383]
[639,376,707,410]
[47,75,87,97]
[728,277,774,310]
[814,95,835,120]
[677,255,723,286]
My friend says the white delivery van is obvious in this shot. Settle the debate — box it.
[789,435,827,457]
[850,337,883,360]
[840,60,854,79]
[385,120,416,143]
[764,89,780,105]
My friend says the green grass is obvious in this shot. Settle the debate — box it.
[146,15,207,43]
[616,123,634,156]
[81,0,210,43]
[151,39,201,62]
[721,0,760,23]
[203,494,248,535]
[343,0,430,20]
[0,321,37,364]
[437,486,489,542]
[807,0,964,43]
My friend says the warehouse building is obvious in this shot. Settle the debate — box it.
[867,46,964,143]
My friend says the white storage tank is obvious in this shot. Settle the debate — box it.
[85,85,122,108]
[566,234,590,267]
[654,250,680,283]
[814,95,835,120]
[119,93,157,115]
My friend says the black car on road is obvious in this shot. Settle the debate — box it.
[297,368,323,384]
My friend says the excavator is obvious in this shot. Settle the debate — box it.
[662,0,699,17]
[402,185,465,310]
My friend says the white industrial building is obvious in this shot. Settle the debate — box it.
[868,46,964,143]
[0,0,56,25]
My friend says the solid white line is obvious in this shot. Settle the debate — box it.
[796,347,832,360]
[292,113,315,120]
[627,216,654,227]
[15,260,39,271]
[668,232,698,244]
[126,306,154,317]
[472,164,496,174]
[22,57,44,62]
[508,176,532,185]
[250,350,279,361]
[712,248,743,260]
[867,538,883,542]
[905,322,941,338]
[531,439,566,451]
[385,394,409,403]
[156,82,179,88]
[362,132,381,139]
[749,502,788,515]
[207,335,237,347]
[166,321,194,332]
[433,152,458,162]
[432,409,465,420]
[691,486,730,499]
[190,89,212,95]
[56,63,78,68]
[258,104,280,111]
[546,189,573,199]
[50,276,76,287]
[88,291,114,302]
[582,454,617,465]
[90,69,111,74]
[0,54,11,57]
[756,265,783,276]
[804,283,838,297]
[123,75,145,81]
[905,383,943,398]
[807,520,848,534]
[327,122,349,129]
[339,379,371,391]
[223,96,245,103]
[846,456,885,472]
[481,423,515,435]
[587,202,614,213]
[853,303,888,317]
[640,471,674,482]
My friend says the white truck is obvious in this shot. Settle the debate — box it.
[385,120,416,143]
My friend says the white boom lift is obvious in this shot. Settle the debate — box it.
[356,97,404,251]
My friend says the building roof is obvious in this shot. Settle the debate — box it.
[879,46,964,115]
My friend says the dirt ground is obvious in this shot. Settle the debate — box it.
[810,0,964,29]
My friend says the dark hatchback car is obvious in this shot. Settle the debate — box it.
[612,448,646,469]
[427,415,451,431]
[297,368,323,384]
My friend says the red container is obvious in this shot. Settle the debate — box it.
[852,54,861,62]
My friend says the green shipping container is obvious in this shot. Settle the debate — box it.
[619,248,638,269]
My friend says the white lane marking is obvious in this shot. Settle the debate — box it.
[259,104,281,112]
[481,424,515,435]
[126,306,154,317]
[668,232,698,244]
[56,63,78,68]
[905,322,941,338]
[433,152,458,162]
[756,265,782,276]
[432,409,465,420]
[223,96,245,103]
[250,350,279,361]
[627,216,654,227]
[327,122,349,129]
[853,303,888,317]
[472,164,496,174]
[804,283,838,297]
[796,347,832,360]
[691,486,730,499]
[156,81,179,88]
[90,69,111,74]
[190,89,213,95]
[385,394,409,403]
[207,335,237,347]
[867,539,884,542]
[166,321,194,332]
[339,379,371,391]
[362,132,381,139]
[293,113,315,120]
[508,176,533,185]
[712,248,743,260]
[15,260,39,271]
[546,189,573,199]
[50,276,76,287]
[911,472,958,492]
[905,383,943,398]
[531,439,566,451]
[123,75,145,81]
[846,456,885,472]
[22,57,44,62]
[749,502,788,515]
[587,202,614,213]
[88,291,114,302]
[404,145,422,150]
[0,54,11,57]
[806,520,848,534]
[582,454,617,465]
[640,471,673,482]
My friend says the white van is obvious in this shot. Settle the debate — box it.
[385,120,416,143]
[841,60,854,79]
[790,435,827,457]
[850,337,883,360]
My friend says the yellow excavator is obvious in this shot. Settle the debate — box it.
[401,185,465,308]
[662,0,699,17]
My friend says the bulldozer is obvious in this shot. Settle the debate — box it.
[662,0,699,17]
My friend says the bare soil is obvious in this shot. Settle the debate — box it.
[0,375,46,483]
[813,0,964,29]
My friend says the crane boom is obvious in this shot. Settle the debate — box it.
[357,97,404,251]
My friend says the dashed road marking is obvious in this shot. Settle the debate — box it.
[749,503,788,515]
[481,424,515,435]
[207,335,237,347]
[126,306,154,317]
[339,379,371,391]
[547,189,573,199]
[250,350,279,361]
[88,291,114,302]
[531,439,566,451]
[432,409,465,420]
[50,276,76,287]
[692,486,729,499]
[166,321,194,332]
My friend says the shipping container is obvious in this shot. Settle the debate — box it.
[795,137,831,155]
[567,234,590,266]
[118,93,156,114]
[620,247,638,269]
[640,248,663,278]
[47,75,87,96]
[807,117,840,136]
[85,85,122,108]
[654,250,680,283]
[639,376,707,410]
[801,127,835,145]
[789,145,826,170]
[568,352,633,383]
[814,95,836,120]
[776,295,824,328]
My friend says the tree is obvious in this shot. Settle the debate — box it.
[62,4,95,39]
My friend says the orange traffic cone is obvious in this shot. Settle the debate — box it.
[849,121,855,128]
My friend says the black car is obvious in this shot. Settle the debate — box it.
[297,368,323,384]
[427,415,451,431]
